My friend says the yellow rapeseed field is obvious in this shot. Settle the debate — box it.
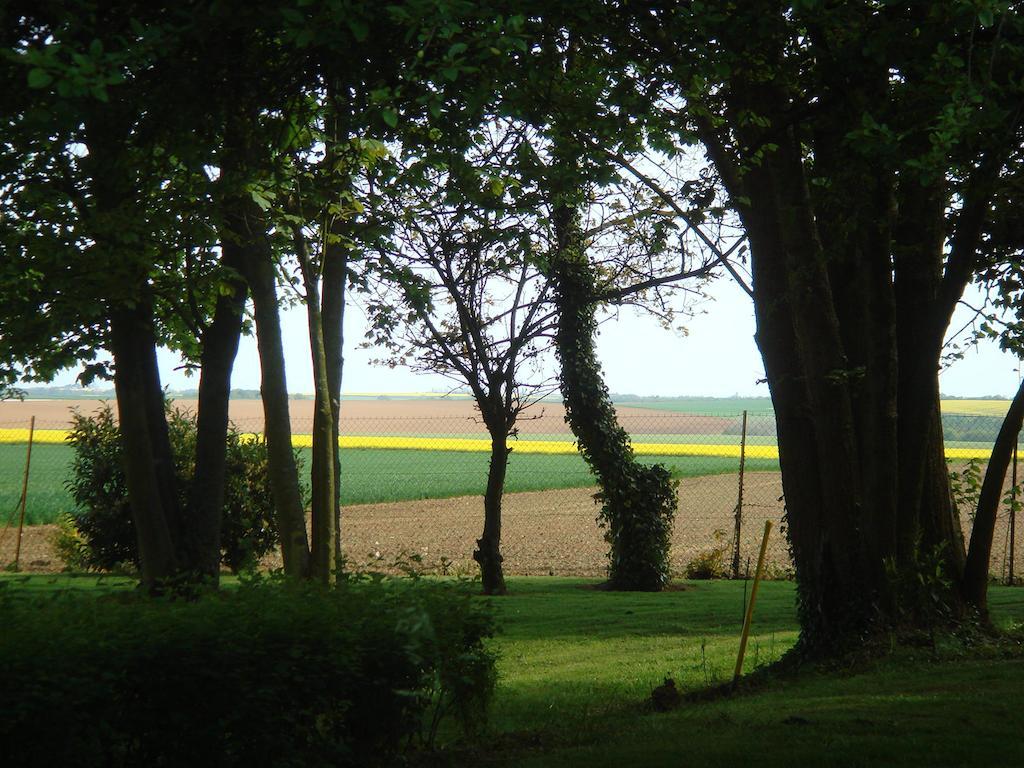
[0,428,996,460]
[940,399,1011,416]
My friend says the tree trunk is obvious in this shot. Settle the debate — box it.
[220,114,311,579]
[963,376,1024,611]
[187,253,247,582]
[322,234,347,566]
[474,426,509,595]
[109,298,180,592]
[239,249,312,578]
[549,207,676,591]
[298,233,336,584]
[84,112,182,590]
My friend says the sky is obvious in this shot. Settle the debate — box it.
[80,276,1017,400]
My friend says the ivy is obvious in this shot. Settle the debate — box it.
[550,211,677,591]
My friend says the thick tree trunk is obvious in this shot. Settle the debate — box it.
[729,131,891,647]
[187,254,247,582]
[963,377,1024,611]
[892,181,968,616]
[109,298,180,591]
[474,427,509,595]
[549,207,676,591]
[84,113,182,590]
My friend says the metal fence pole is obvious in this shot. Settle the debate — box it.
[13,415,36,571]
[731,410,748,579]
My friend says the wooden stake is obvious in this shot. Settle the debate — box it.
[1010,439,1018,586]
[734,519,772,684]
[731,410,748,578]
[13,416,36,571]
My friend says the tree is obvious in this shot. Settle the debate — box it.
[633,1,1024,651]
[365,121,559,594]
[507,12,724,591]
[0,2,224,590]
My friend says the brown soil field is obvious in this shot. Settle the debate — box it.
[5,469,1021,581]
[1,473,790,576]
[0,398,736,436]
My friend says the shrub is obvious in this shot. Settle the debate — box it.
[684,529,730,580]
[0,577,496,767]
[62,403,281,573]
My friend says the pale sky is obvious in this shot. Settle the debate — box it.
[117,277,1020,399]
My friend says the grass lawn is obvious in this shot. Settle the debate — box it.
[1,573,1022,765]
[482,578,1024,767]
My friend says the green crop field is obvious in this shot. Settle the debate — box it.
[1,443,774,526]
[617,396,775,414]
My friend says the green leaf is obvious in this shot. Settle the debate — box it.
[27,69,52,89]
[348,19,370,42]
[381,109,398,128]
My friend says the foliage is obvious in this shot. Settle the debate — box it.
[949,458,984,521]
[684,529,730,580]
[0,576,496,767]
[48,513,92,572]
[552,219,678,591]
[63,404,280,573]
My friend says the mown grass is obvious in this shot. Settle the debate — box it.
[482,579,1024,767]
[2,444,774,525]
[2,574,1022,766]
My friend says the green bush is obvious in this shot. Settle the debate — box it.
[62,403,280,573]
[0,577,496,767]
[684,529,730,580]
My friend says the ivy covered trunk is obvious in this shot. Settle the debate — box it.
[549,207,676,591]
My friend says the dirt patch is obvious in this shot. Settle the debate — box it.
[0,524,60,572]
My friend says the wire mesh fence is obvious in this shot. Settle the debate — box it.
[0,399,1020,582]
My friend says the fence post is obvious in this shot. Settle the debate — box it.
[734,520,772,684]
[13,416,36,571]
[731,410,748,578]
[1010,436,1018,586]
